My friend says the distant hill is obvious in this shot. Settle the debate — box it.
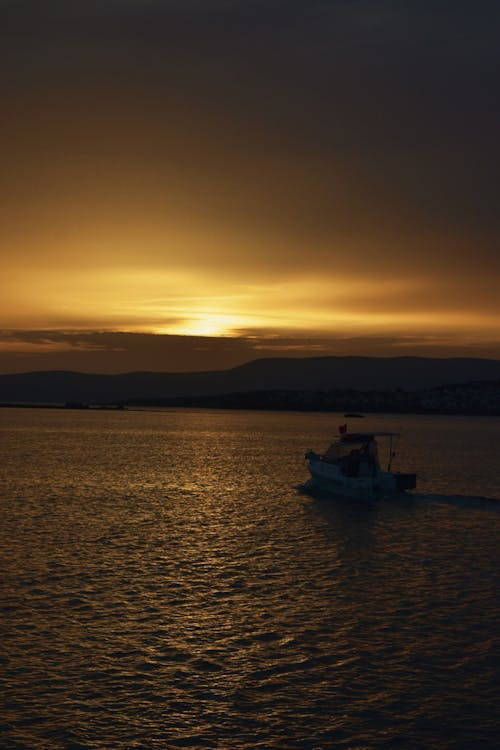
[2,356,500,405]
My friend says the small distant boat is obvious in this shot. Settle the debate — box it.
[305,428,416,500]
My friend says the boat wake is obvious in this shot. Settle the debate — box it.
[296,482,500,510]
[296,480,337,500]
[413,493,500,511]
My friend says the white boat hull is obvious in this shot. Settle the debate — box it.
[304,431,416,500]
[307,457,398,500]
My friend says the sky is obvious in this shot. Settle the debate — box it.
[1,0,499,373]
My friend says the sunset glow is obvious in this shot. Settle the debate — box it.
[162,313,244,338]
[4,263,500,340]
[1,1,499,373]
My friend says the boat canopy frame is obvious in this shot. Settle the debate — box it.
[332,431,399,445]
[330,432,400,472]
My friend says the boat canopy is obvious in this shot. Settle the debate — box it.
[335,432,399,444]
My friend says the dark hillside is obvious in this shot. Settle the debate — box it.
[2,356,500,405]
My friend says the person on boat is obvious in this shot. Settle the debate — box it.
[345,448,360,477]
[323,443,339,463]
[359,443,375,476]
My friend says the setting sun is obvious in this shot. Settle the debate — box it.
[160,313,243,337]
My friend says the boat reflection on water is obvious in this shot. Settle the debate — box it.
[305,428,417,501]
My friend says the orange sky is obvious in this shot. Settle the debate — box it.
[1,1,499,372]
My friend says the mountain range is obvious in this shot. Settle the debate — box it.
[2,356,500,405]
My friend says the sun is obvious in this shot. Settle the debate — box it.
[167,313,241,337]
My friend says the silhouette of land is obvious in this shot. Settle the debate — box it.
[1,356,500,415]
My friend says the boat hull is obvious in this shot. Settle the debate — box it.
[307,457,398,500]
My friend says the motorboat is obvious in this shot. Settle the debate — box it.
[305,428,416,500]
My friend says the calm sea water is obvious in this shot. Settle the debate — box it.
[1,407,499,749]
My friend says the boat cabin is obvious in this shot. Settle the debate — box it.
[322,432,397,478]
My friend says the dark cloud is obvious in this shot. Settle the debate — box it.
[3,0,497,240]
[1,1,499,368]
[0,330,253,373]
[1,330,500,375]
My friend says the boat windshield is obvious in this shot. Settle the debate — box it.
[323,438,380,475]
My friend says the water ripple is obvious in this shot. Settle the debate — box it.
[1,408,499,748]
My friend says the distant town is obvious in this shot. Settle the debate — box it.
[128,380,500,416]
[5,380,499,416]
[2,357,500,415]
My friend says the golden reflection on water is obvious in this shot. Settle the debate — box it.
[0,408,499,748]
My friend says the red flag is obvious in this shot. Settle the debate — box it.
[338,424,347,434]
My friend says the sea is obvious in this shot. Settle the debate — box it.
[1,407,499,750]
